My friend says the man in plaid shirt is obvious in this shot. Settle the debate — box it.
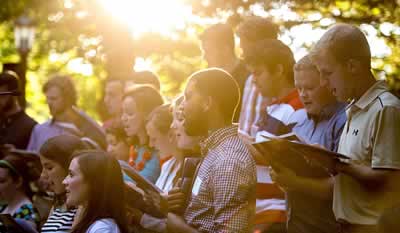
[167,68,257,233]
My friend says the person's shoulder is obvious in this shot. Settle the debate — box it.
[377,91,400,108]
[87,218,120,233]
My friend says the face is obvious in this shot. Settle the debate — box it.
[40,156,67,194]
[146,119,171,155]
[0,86,14,113]
[104,81,124,116]
[247,64,282,97]
[121,97,145,137]
[106,134,129,161]
[171,102,202,150]
[45,86,68,117]
[0,168,18,201]
[295,69,335,115]
[312,50,354,102]
[63,158,89,207]
[182,80,209,137]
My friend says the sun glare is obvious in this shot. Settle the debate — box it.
[98,0,192,38]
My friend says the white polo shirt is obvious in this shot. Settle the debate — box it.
[333,81,400,225]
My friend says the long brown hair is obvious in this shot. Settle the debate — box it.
[71,150,127,233]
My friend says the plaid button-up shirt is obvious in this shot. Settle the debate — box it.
[184,125,257,233]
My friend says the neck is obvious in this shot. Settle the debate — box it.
[207,110,230,136]
[220,55,238,73]
[53,107,75,123]
[3,191,28,213]
[137,128,148,145]
[354,71,377,100]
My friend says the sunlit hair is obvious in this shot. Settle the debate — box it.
[42,74,77,106]
[310,23,371,69]
[147,104,173,135]
[124,84,164,116]
[294,55,318,73]
[127,71,161,91]
[236,16,279,42]
[200,23,235,52]
[244,39,295,85]
[40,134,90,171]
[188,68,240,123]
[71,150,127,233]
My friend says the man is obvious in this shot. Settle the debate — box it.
[167,68,257,233]
[200,23,250,121]
[0,71,36,149]
[236,16,279,138]
[28,75,106,151]
[243,39,306,232]
[103,78,124,128]
[270,55,346,233]
[310,23,400,233]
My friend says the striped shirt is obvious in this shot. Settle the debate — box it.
[254,90,306,225]
[41,207,77,233]
[184,125,257,233]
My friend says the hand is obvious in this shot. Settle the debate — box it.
[167,187,186,214]
[126,207,144,224]
[270,162,297,190]
[167,213,197,233]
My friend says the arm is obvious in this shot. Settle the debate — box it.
[270,163,334,200]
[167,213,199,233]
[211,155,256,233]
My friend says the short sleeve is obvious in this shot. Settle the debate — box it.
[371,106,400,169]
[14,203,40,227]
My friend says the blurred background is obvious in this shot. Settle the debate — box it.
[0,0,399,122]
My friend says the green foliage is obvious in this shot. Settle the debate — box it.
[0,0,399,123]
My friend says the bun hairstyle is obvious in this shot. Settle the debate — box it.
[0,145,43,197]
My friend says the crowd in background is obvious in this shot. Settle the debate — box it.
[0,16,399,233]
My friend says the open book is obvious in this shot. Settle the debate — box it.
[119,162,168,218]
[250,132,349,176]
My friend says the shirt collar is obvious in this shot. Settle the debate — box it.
[354,80,388,110]
[307,102,346,121]
[200,125,238,155]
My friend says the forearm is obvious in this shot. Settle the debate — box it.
[289,176,333,200]
[337,163,389,190]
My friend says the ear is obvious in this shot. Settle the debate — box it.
[275,64,284,77]
[202,96,212,112]
[346,59,361,75]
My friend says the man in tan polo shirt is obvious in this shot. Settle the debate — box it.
[310,23,400,233]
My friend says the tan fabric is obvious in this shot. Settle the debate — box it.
[333,81,400,225]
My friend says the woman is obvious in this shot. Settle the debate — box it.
[63,150,127,233]
[146,104,185,192]
[39,134,89,232]
[121,84,164,183]
[0,148,41,230]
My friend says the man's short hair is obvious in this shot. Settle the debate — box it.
[244,39,295,85]
[42,74,77,106]
[0,71,20,95]
[127,71,161,91]
[294,55,318,73]
[188,68,240,122]
[124,84,164,116]
[311,23,371,69]
[200,23,235,52]
[236,16,279,42]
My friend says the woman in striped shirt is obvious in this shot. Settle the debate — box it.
[39,135,89,232]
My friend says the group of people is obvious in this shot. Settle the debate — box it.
[0,15,399,233]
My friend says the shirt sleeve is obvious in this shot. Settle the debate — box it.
[26,125,39,152]
[211,149,256,233]
[86,220,120,233]
[371,106,400,169]
[140,213,167,233]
